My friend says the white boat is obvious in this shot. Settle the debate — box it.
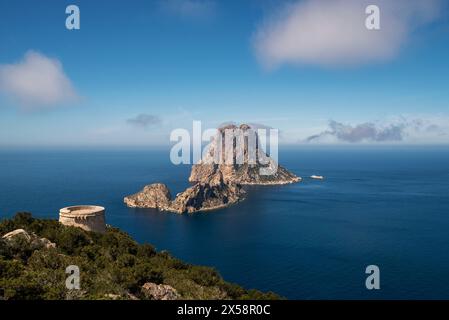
[310,175,324,180]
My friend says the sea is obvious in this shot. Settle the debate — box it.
[1,146,449,299]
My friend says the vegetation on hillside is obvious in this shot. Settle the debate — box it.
[0,213,280,300]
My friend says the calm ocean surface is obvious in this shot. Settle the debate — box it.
[1,146,449,299]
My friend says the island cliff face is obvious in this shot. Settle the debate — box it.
[124,124,300,214]
[189,124,300,185]
[124,183,172,210]
[124,173,245,214]
[169,172,245,213]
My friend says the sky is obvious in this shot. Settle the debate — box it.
[0,0,449,147]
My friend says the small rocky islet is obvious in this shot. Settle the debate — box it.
[124,124,301,214]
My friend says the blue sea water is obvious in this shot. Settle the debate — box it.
[1,146,449,299]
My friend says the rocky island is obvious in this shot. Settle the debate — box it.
[124,124,301,213]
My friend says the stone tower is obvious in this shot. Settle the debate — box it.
[59,205,106,233]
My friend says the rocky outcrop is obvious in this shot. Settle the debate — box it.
[38,237,57,249]
[2,228,56,249]
[124,183,172,209]
[124,124,300,213]
[169,173,245,213]
[190,163,300,185]
[124,174,245,214]
[189,124,300,185]
[141,282,179,300]
[2,229,32,242]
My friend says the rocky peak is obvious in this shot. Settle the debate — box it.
[124,183,172,209]
[190,123,300,185]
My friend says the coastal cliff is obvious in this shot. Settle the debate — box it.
[124,123,300,213]
[0,213,279,300]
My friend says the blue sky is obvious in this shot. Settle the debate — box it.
[0,0,449,146]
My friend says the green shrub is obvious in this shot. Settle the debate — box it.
[0,213,281,300]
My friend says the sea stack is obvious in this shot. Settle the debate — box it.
[124,123,300,214]
[190,123,300,185]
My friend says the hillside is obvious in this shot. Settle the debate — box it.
[0,213,280,300]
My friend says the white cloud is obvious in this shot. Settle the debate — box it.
[254,0,442,69]
[0,51,78,109]
[160,0,216,19]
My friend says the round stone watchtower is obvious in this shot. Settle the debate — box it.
[59,205,106,233]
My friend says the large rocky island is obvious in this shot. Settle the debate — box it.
[124,124,301,213]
